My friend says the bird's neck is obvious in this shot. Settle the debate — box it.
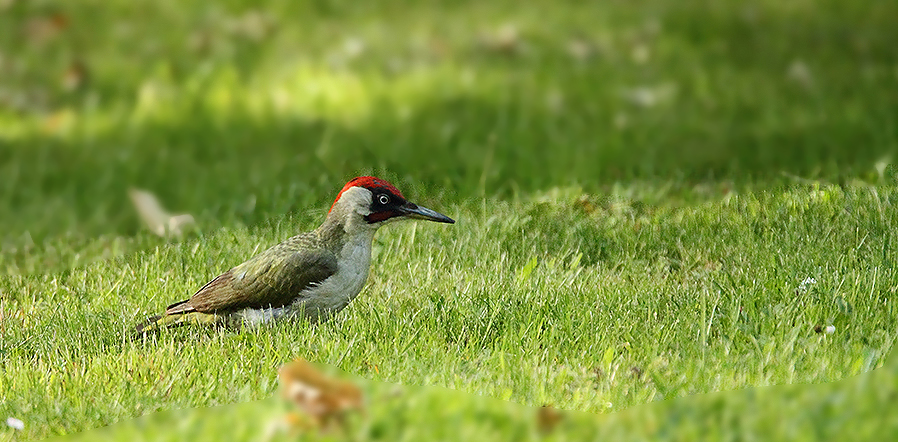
[316,198,377,255]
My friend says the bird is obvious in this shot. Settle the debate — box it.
[136,176,454,333]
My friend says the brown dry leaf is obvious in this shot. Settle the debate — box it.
[25,13,68,44]
[479,23,523,55]
[62,60,89,92]
[128,188,195,237]
[537,404,563,434]
[278,358,364,432]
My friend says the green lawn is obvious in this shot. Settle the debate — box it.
[47,354,898,441]
[1,0,897,440]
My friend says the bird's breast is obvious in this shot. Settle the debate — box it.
[297,233,373,320]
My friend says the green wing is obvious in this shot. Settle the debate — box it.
[166,234,338,315]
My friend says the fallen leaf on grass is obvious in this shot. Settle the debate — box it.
[278,358,364,432]
[5,417,24,431]
[24,13,68,45]
[479,23,524,55]
[128,188,195,237]
[62,60,89,91]
[537,404,563,434]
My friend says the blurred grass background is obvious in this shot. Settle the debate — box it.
[1,0,897,440]
[53,352,898,441]
[2,0,895,272]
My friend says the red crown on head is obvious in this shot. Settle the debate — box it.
[330,176,404,212]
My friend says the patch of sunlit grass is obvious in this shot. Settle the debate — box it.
[2,0,898,440]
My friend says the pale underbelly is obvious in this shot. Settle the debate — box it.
[234,265,369,325]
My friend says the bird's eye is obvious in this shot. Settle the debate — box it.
[378,194,390,205]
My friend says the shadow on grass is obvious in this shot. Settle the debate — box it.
[1,0,896,273]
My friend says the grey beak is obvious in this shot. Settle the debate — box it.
[400,202,455,224]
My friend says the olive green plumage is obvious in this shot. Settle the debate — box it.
[136,230,339,333]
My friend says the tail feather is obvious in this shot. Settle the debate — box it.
[134,311,222,334]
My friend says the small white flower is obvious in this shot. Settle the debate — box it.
[6,417,24,430]
[825,325,836,334]
[798,277,817,292]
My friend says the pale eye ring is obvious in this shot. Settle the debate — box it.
[378,194,390,205]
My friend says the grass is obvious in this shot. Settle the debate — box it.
[1,0,897,440]
[47,353,898,441]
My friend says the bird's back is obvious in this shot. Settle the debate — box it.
[168,231,340,316]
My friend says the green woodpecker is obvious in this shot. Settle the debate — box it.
[136,176,454,332]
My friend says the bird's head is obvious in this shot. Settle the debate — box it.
[328,176,455,230]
